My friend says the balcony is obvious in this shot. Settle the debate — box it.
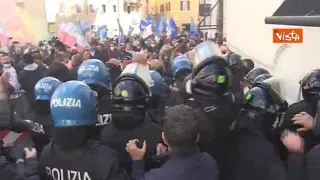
[265,0,320,27]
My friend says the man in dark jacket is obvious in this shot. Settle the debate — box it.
[126,105,218,180]
[18,53,46,113]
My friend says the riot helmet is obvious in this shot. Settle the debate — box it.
[149,70,165,96]
[190,41,232,97]
[113,63,151,113]
[171,55,192,82]
[77,59,111,95]
[251,74,273,87]
[34,77,62,117]
[50,81,97,127]
[300,69,320,100]
[239,82,284,133]
[78,59,112,115]
[244,68,270,87]
[226,53,242,68]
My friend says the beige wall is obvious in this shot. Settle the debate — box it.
[25,0,48,41]
[224,0,320,104]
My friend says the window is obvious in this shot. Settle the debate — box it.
[76,4,81,13]
[102,5,106,13]
[16,2,25,8]
[160,4,164,13]
[180,0,190,11]
[127,6,131,14]
[168,2,171,11]
[59,3,65,13]
[89,4,94,13]
[113,5,117,13]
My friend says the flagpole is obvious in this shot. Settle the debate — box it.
[118,0,120,20]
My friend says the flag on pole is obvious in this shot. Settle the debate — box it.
[190,17,198,37]
[117,19,125,47]
[96,25,108,39]
[58,23,89,50]
[167,18,178,39]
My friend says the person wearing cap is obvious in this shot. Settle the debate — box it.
[38,81,130,180]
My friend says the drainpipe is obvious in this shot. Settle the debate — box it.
[216,0,224,40]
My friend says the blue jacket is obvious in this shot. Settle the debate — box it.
[131,149,219,180]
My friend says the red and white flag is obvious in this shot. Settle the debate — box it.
[58,23,89,51]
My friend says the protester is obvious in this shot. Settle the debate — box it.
[126,105,218,180]
[69,54,83,80]
[1,18,320,180]
[18,52,46,113]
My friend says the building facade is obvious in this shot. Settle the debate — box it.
[149,0,199,27]
[224,0,320,104]
[0,0,48,43]
[49,0,144,36]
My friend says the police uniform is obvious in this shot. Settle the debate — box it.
[223,83,288,180]
[39,81,130,180]
[100,64,162,174]
[77,59,113,138]
[280,70,320,161]
[28,77,61,154]
[186,41,237,175]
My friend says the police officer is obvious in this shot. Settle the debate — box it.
[77,59,112,128]
[251,74,272,86]
[39,81,129,180]
[187,41,236,176]
[170,55,192,87]
[281,69,320,156]
[100,65,162,174]
[28,77,61,154]
[166,55,192,106]
[147,70,168,125]
[224,82,287,180]
[226,53,246,104]
[244,67,270,90]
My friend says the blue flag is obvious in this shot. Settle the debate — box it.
[167,18,177,39]
[155,14,167,36]
[117,19,124,47]
[128,25,134,35]
[78,21,90,35]
[190,17,197,37]
[140,20,149,32]
[147,14,154,25]
[96,25,108,38]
